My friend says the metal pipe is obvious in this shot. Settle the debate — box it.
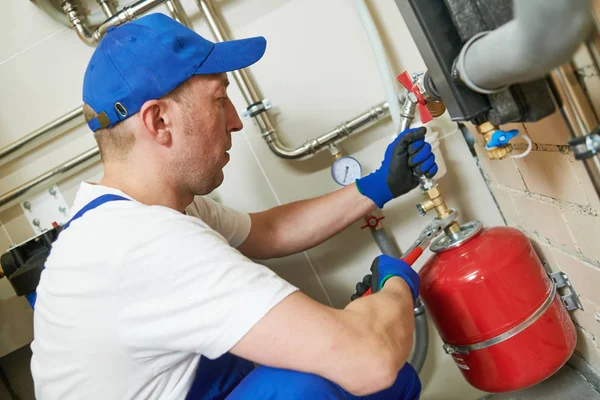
[399,94,417,132]
[456,0,594,93]
[166,0,192,28]
[62,0,168,46]
[62,1,96,46]
[552,66,600,198]
[97,0,117,17]
[197,0,389,159]
[371,227,401,258]
[0,107,84,167]
[94,0,169,42]
[0,148,100,213]
[411,300,429,374]
[36,0,106,28]
[264,102,390,160]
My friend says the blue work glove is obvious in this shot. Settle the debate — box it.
[356,127,438,208]
[370,255,420,302]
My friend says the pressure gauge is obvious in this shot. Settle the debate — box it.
[331,156,362,186]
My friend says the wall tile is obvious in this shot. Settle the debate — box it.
[572,45,600,119]
[569,154,600,212]
[553,250,600,306]
[521,112,572,146]
[0,221,13,255]
[562,210,600,263]
[491,188,523,228]
[0,1,64,62]
[529,238,559,272]
[512,196,577,250]
[0,206,34,247]
[0,124,97,196]
[474,142,527,190]
[572,297,600,346]
[263,253,330,306]
[0,29,93,147]
[575,328,600,369]
[514,151,587,204]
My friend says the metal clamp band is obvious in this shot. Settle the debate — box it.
[241,99,272,119]
[443,281,557,355]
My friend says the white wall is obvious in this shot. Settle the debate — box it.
[0,0,504,398]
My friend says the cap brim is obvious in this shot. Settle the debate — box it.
[195,36,266,75]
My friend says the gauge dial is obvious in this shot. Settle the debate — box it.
[331,156,362,186]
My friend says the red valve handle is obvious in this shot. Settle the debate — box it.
[397,71,433,124]
[360,215,385,229]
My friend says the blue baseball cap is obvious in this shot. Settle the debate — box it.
[83,13,266,131]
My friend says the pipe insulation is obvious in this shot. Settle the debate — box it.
[456,0,594,93]
[354,0,403,133]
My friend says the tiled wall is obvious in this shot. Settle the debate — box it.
[474,91,600,369]
[1,0,513,399]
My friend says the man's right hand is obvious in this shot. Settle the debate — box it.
[370,255,420,302]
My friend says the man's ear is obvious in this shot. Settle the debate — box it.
[139,99,172,146]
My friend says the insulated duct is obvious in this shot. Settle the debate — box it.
[456,0,594,93]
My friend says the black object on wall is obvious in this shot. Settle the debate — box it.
[395,0,556,125]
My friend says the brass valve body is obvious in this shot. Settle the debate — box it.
[419,185,461,235]
[476,121,513,160]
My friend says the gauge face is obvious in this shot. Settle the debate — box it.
[331,156,362,186]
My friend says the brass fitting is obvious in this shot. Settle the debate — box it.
[425,101,447,118]
[476,121,513,160]
[418,184,461,235]
[0,263,4,279]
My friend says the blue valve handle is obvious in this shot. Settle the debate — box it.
[486,129,519,149]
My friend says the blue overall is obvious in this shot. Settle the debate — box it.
[30,194,420,399]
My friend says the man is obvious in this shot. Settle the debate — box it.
[31,13,437,400]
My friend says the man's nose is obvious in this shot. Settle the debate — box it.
[227,99,243,133]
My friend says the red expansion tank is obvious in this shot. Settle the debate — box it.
[419,222,576,393]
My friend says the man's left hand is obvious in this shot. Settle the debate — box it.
[356,126,437,208]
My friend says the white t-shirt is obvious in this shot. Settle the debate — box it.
[31,183,297,400]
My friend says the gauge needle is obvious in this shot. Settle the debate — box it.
[343,166,349,182]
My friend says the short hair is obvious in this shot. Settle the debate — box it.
[85,80,194,162]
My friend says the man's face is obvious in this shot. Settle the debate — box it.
[170,73,243,195]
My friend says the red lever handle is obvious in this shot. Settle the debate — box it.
[397,71,433,124]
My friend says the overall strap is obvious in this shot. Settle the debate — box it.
[29,194,131,309]
[62,194,130,231]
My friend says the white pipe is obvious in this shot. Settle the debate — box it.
[354,0,403,133]
[457,0,594,93]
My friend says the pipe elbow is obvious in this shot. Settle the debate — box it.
[458,0,594,93]
[512,0,594,73]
